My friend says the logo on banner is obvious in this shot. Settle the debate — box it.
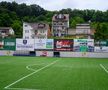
[39,39,42,43]
[23,40,27,45]
[54,39,73,51]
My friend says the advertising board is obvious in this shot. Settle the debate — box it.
[0,39,16,50]
[54,39,73,51]
[35,39,53,49]
[74,39,94,52]
[16,39,34,51]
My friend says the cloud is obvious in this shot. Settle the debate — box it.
[1,0,108,11]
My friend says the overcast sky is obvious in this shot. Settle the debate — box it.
[1,0,108,11]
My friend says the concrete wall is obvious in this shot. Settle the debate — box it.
[60,52,89,57]
[88,52,108,58]
[0,50,14,56]
[0,50,108,58]
[60,52,108,58]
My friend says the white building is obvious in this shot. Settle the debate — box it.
[76,24,92,39]
[52,14,69,37]
[23,22,49,39]
[0,27,14,38]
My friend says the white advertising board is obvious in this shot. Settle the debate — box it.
[95,46,108,52]
[74,39,94,52]
[35,39,53,49]
[16,39,34,51]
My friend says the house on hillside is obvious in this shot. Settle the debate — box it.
[23,22,50,39]
[52,14,69,37]
[76,23,94,39]
[0,27,14,38]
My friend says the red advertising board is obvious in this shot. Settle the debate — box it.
[54,39,73,51]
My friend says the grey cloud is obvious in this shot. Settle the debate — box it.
[0,0,108,11]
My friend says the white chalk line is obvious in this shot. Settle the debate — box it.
[4,60,59,90]
[100,64,108,74]
[4,87,39,90]
[26,63,45,72]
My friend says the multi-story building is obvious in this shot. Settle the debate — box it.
[52,14,69,37]
[76,23,93,39]
[23,22,50,39]
[0,27,14,38]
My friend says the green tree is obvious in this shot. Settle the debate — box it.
[70,16,85,28]
[11,20,22,38]
[0,13,13,26]
[94,23,108,40]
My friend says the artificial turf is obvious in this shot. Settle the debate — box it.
[0,56,108,90]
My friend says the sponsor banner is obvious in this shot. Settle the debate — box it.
[74,39,94,52]
[94,41,108,52]
[35,39,53,49]
[95,47,108,52]
[0,39,16,50]
[16,39,34,51]
[46,39,53,49]
[54,39,73,51]
[95,41,108,46]
[0,39,4,49]
[35,39,46,49]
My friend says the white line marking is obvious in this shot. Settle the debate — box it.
[26,63,45,72]
[4,60,58,89]
[100,64,108,74]
[5,87,40,90]
[26,65,37,71]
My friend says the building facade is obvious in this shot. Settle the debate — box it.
[23,22,49,39]
[52,14,69,37]
[76,24,93,39]
[0,27,14,38]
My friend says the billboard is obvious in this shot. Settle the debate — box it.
[35,39,53,49]
[16,39,34,51]
[95,47,108,52]
[46,39,53,49]
[54,39,73,51]
[74,39,94,52]
[95,41,108,46]
[0,39,4,49]
[95,41,108,52]
[0,39,16,51]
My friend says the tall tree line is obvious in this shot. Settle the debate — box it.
[0,1,108,40]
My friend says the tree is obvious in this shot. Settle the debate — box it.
[0,13,13,26]
[70,16,85,28]
[11,20,22,38]
[94,23,108,40]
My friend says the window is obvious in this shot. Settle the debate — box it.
[40,30,44,33]
[53,22,56,25]
[25,25,27,27]
[25,30,29,33]
[61,34,64,36]
[43,30,45,33]
[56,33,58,36]
[25,36,29,39]
[2,30,6,33]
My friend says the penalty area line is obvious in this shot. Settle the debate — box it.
[4,60,59,89]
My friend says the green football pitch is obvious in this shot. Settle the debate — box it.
[0,56,108,90]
